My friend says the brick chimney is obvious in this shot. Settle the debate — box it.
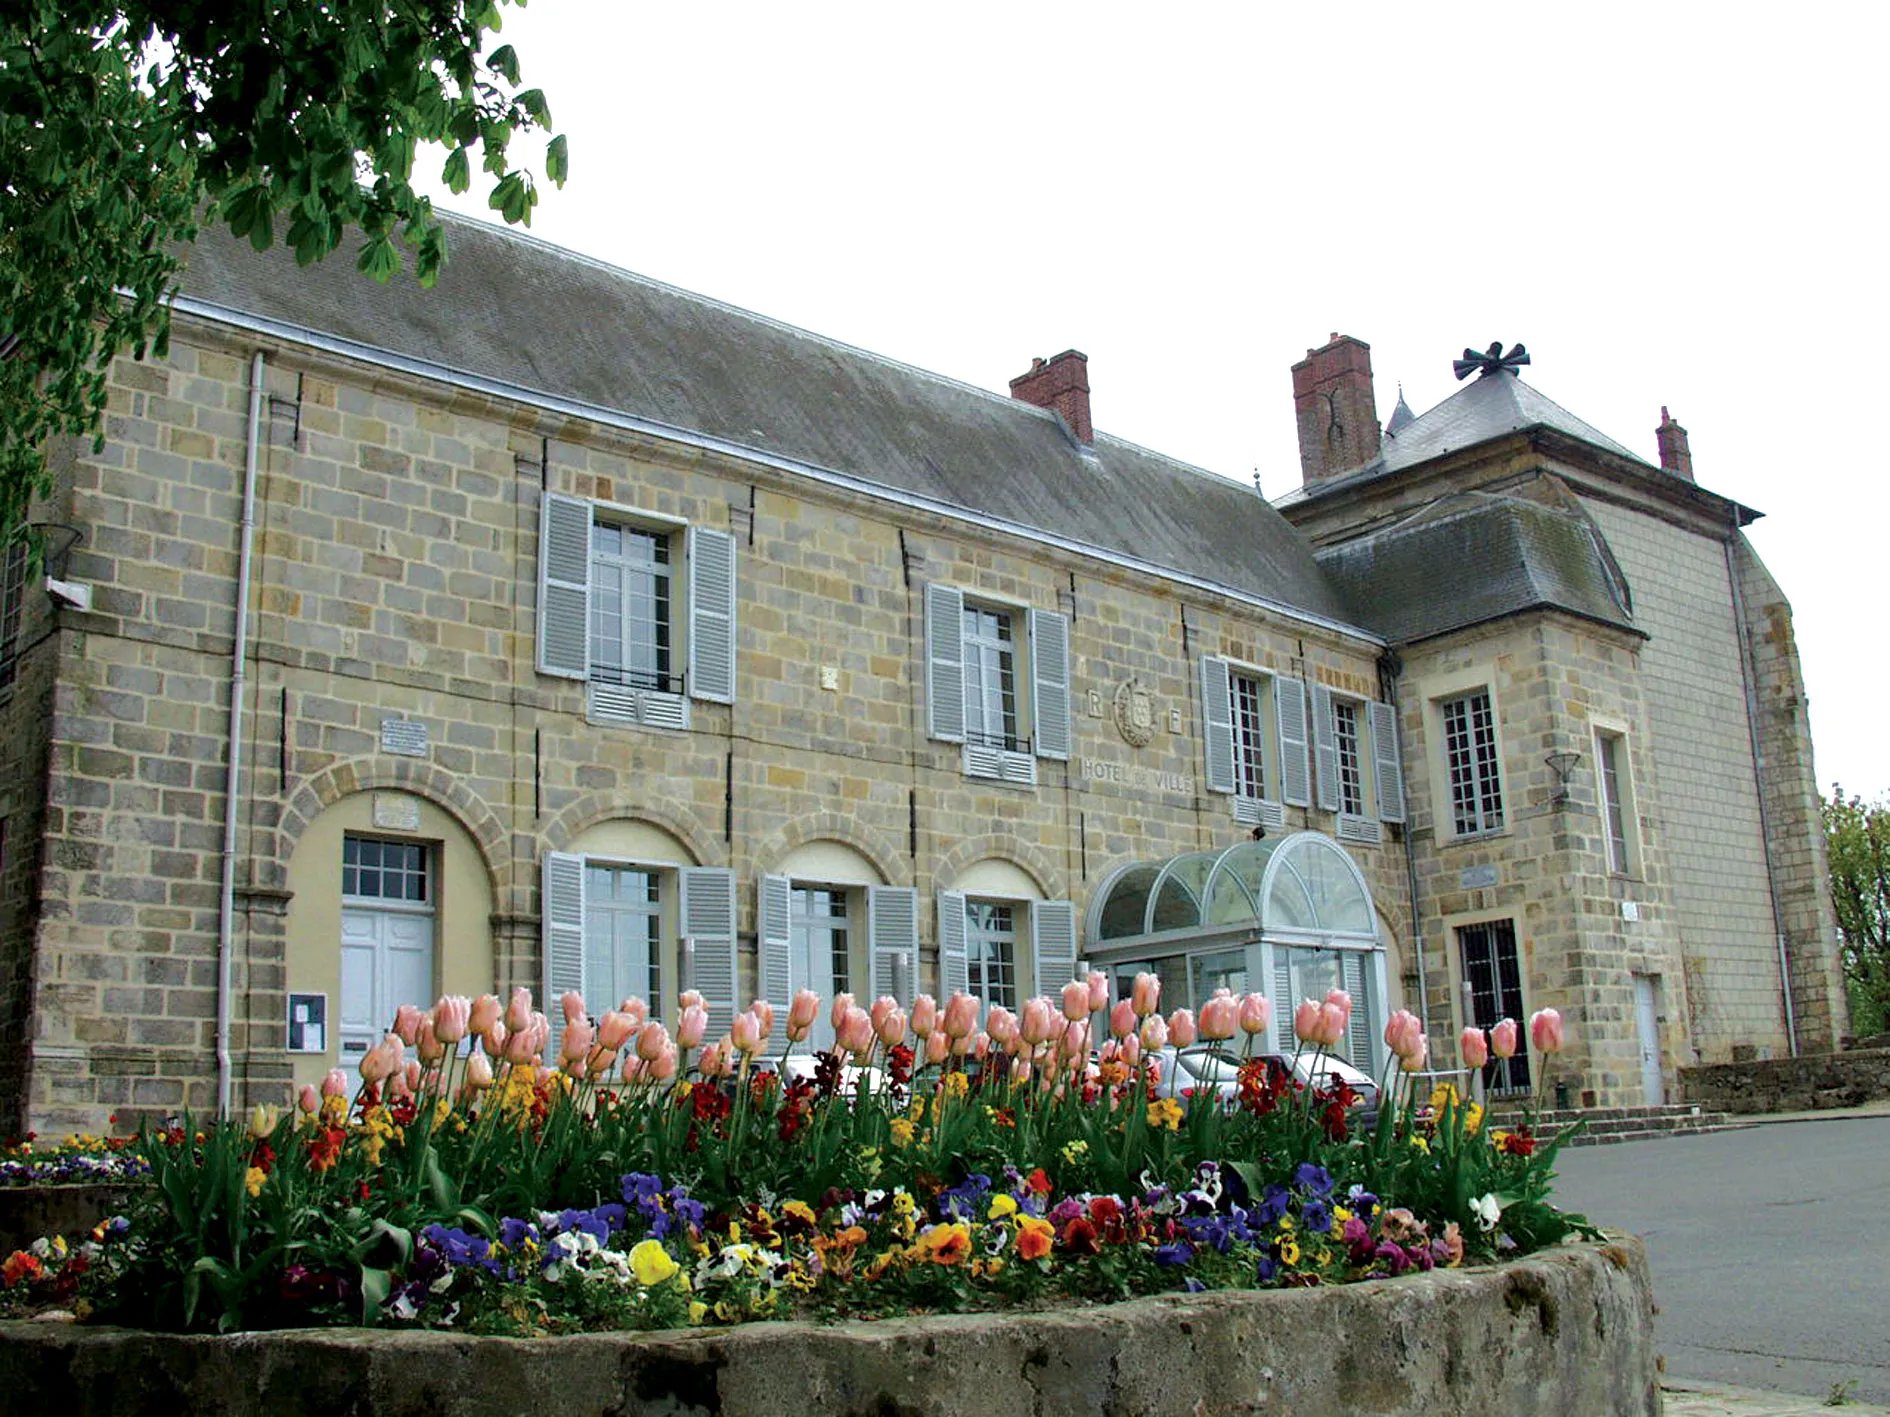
[1656,406,1693,481]
[1010,350,1091,444]
[1291,334,1381,484]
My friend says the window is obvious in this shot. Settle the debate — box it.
[923,584,1071,784]
[1200,656,1310,826]
[536,491,736,730]
[342,836,429,902]
[790,887,850,1051]
[339,836,435,1061]
[1441,690,1504,836]
[1332,699,1364,816]
[936,890,1078,1011]
[1310,684,1405,843]
[758,876,917,1049]
[0,540,29,700]
[1595,730,1632,874]
[965,901,1018,1009]
[584,864,662,1014]
[1458,919,1530,1093]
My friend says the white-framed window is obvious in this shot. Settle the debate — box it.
[1310,684,1406,844]
[536,491,736,731]
[1458,918,1531,1094]
[1440,689,1504,836]
[924,583,1071,785]
[1200,656,1310,827]
[542,853,737,1038]
[1594,728,1635,875]
[757,876,917,1052]
[339,835,435,1062]
[936,890,1078,1013]
[0,540,29,701]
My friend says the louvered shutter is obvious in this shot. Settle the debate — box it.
[1029,609,1071,761]
[1276,676,1312,808]
[1275,952,1297,1053]
[686,526,736,704]
[868,886,919,1003]
[1343,952,1373,1072]
[1200,656,1235,794]
[1371,700,1406,824]
[757,873,793,1049]
[1031,900,1078,999]
[536,493,591,680]
[1311,683,1340,811]
[924,584,966,743]
[541,852,587,1011]
[937,890,969,999]
[680,867,738,1042]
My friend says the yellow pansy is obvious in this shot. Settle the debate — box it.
[987,1193,1018,1220]
[629,1239,679,1286]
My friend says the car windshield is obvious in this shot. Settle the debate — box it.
[1178,1047,1243,1077]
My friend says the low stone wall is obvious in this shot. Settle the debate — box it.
[1681,1047,1890,1114]
[0,1239,1657,1417]
[0,1184,139,1256]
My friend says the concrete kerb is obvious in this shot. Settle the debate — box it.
[0,1238,1658,1417]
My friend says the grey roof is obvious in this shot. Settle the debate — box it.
[1384,386,1416,436]
[171,215,1357,627]
[1314,491,1639,645]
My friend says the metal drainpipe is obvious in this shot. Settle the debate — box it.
[216,351,266,1117]
[1723,513,1798,1057]
[1379,652,1430,1040]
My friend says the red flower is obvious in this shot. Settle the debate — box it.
[1499,1128,1538,1157]
[1024,1167,1052,1195]
[305,1126,345,1172]
[1060,1217,1100,1254]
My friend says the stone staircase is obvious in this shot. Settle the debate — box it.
[1483,1101,1745,1147]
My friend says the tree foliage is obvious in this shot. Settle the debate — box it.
[1823,785,1890,1037]
[1,1,565,540]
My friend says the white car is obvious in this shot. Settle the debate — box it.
[1150,1045,1380,1120]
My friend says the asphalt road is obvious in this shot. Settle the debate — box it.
[1551,1115,1890,1405]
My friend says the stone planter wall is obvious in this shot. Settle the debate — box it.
[1681,1046,1890,1114]
[0,1238,1657,1417]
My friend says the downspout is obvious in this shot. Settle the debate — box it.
[1379,652,1430,1041]
[216,351,266,1117]
[1723,514,1798,1057]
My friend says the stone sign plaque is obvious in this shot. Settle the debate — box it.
[372,792,422,832]
[1459,864,1499,889]
[380,717,429,758]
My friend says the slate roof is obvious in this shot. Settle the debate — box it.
[1314,491,1640,645]
[170,214,1359,630]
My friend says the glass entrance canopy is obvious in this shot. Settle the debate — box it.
[1093,832,1377,948]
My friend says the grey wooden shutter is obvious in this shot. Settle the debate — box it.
[757,873,793,1049]
[1031,900,1078,999]
[1371,699,1406,824]
[687,526,736,704]
[924,584,966,743]
[541,852,587,1010]
[868,885,919,1003]
[1200,656,1235,795]
[680,867,738,1042]
[937,890,969,998]
[1030,609,1071,761]
[1311,683,1340,811]
[1275,952,1297,1053]
[1276,675,1312,808]
[1344,951,1372,1071]
[536,493,592,680]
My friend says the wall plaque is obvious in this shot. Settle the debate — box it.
[373,792,422,832]
[1112,676,1156,748]
[380,717,429,757]
[1459,864,1499,889]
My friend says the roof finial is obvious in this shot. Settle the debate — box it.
[1385,382,1417,436]
[1452,342,1530,381]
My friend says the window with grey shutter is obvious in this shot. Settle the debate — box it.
[1274,951,1296,1053]
[757,873,793,1049]
[1311,682,1340,811]
[924,584,966,743]
[1200,656,1236,794]
[680,867,738,1042]
[1030,609,1071,761]
[1031,900,1078,999]
[541,852,587,1007]
[537,493,592,680]
[1371,700,1405,824]
[936,890,969,998]
[1343,951,1372,1071]
[868,885,918,1002]
[687,526,736,704]
[1276,676,1312,808]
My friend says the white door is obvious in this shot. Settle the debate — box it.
[338,905,434,1063]
[1633,974,1663,1106]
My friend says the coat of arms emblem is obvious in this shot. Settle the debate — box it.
[1113,677,1156,748]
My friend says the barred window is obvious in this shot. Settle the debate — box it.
[1332,698,1365,816]
[1441,690,1504,835]
[1230,671,1269,800]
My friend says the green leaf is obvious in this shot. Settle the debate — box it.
[546,132,568,186]
[487,45,520,84]
[442,144,471,193]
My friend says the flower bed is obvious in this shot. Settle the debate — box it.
[1,981,1590,1341]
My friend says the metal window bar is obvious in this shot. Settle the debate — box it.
[963,727,1031,753]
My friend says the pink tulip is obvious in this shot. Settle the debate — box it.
[638,1021,673,1062]
[870,995,899,1033]
[648,1044,678,1082]
[560,1019,594,1067]
[596,1010,635,1053]
[387,1062,414,1100]
[504,987,534,1033]
[1061,979,1091,1022]
[1238,993,1272,1038]
[1491,1018,1519,1059]
[466,1051,494,1089]
[321,1067,349,1099]
[731,1010,765,1056]
[297,1083,320,1115]
[1062,1018,1090,1059]
[360,1033,403,1085]
[1384,1009,1424,1060]
[1019,997,1056,1047]
[467,994,501,1040]
[393,1004,425,1046]
[1399,1034,1431,1073]
[698,1040,731,1078]
[1168,1008,1197,1048]
[402,1058,422,1092]
[1139,1014,1168,1052]
[433,995,471,1045]
[924,1029,950,1066]
[415,1017,445,1064]
[830,991,857,1031]
[973,1032,991,1060]
[529,1013,552,1059]
[483,1020,508,1058]
[561,991,586,1026]
[1146,1057,1164,1090]
[870,1006,904,1048]
[1325,988,1353,1028]
[787,989,820,1042]
[619,996,650,1028]
[1121,1033,1141,1066]
[1460,1026,1490,1070]
[1014,1056,1033,1084]
[750,999,776,1042]
[910,994,938,1039]
[1530,1008,1565,1055]
[1293,999,1323,1045]
[1198,995,1237,1041]
[1087,971,1109,1013]
[1132,972,1161,1018]
[676,1005,708,1050]
[619,1053,644,1084]
[1316,1002,1347,1049]
[986,1006,1019,1047]
[838,1006,875,1057]
[942,992,978,1040]
[502,1020,536,1066]
[1109,998,1137,1040]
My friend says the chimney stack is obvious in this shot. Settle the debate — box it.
[1010,349,1092,444]
[1656,406,1693,481]
[1291,334,1381,485]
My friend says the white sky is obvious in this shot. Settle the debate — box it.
[421,2,1889,799]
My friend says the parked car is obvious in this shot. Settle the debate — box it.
[1150,1044,1379,1122]
[752,1053,887,1096]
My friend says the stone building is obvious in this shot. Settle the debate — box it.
[0,221,1845,1134]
